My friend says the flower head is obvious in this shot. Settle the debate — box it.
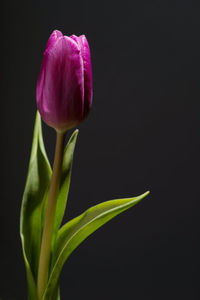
[36,30,92,132]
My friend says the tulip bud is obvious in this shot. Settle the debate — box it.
[36,30,93,132]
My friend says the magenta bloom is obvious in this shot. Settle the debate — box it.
[36,30,93,132]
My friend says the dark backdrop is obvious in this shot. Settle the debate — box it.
[1,0,200,299]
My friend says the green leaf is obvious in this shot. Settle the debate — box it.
[20,111,52,298]
[44,130,78,299]
[52,285,60,300]
[52,130,79,247]
[43,191,149,299]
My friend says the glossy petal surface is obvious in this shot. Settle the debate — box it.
[36,30,92,131]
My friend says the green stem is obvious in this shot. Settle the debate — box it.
[37,131,65,300]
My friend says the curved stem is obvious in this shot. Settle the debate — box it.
[37,131,65,300]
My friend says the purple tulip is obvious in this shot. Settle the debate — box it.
[36,30,93,132]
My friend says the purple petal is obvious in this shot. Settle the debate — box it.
[37,36,84,130]
[71,35,93,116]
[36,30,63,103]
[78,35,93,116]
[45,30,63,53]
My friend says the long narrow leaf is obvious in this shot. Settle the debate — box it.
[52,130,78,245]
[43,191,149,299]
[20,112,52,296]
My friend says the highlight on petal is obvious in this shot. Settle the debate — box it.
[70,34,93,115]
[78,35,93,115]
[45,30,63,53]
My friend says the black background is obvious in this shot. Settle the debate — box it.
[1,0,200,299]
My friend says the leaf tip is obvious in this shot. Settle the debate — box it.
[70,129,79,140]
[134,190,150,204]
[141,190,150,199]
